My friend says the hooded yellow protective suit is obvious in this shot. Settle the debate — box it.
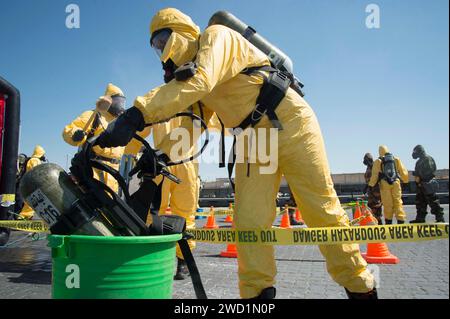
[19,145,46,219]
[62,84,125,192]
[136,8,375,298]
[369,146,409,222]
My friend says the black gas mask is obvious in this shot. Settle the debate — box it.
[109,95,126,117]
[412,145,425,160]
[363,153,373,167]
[162,59,177,83]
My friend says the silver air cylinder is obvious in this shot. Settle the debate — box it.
[19,163,116,236]
[208,11,294,74]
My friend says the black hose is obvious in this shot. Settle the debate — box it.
[144,112,210,166]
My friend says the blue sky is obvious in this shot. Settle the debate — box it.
[1,0,448,181]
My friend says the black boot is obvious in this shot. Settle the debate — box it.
[290,217,304,226]
[251,287,276,299]
[0,228,10,247]
[174,258,190,281]
[397,220,405,224]
[410,212,427,224]
[345,288,378,299]
[385,219,393,225]
[435,214,446,223]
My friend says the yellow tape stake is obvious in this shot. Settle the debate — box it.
[196,207,293,217]
[0,220,49,233]
[186,223,449,246]
[196,209,234,217]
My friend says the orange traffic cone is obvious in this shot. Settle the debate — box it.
[220,243,238,258]
[360,204,374,226]
[362,243,399,264]
[224,203,234,223]
[204,207,219,229]
[361,213,399,264]
[224,214,233,223]
[221,221,238,258]
[295,208,304,223]
[353,202,362,221]
[280,209,292,229]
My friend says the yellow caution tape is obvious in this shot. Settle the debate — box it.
[186,223,449,246]
[2,220,448,247]
[197,207,296,217]
[0,220,49,233]
[196,209,234,217]
[349,212,373,226]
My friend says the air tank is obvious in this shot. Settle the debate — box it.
[20,163,116,236]
[208,11,294,74]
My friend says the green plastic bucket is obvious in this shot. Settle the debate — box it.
[48,234,181,299]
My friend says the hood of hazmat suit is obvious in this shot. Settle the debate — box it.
[150,8,201,83]
[378,145,389,157]
[32,145,45,159]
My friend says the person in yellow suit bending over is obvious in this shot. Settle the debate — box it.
[19,145,46,219]
[97,8,377,299]
[369,145,409,225]
[63,83,126,192]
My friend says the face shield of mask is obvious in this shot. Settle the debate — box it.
[108,96,126,117]
[150,29,173,59]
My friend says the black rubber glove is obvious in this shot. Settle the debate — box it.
[96,107,145,148]
[72,130,87,142]
[129,148,171,179]
[363,184,369,194]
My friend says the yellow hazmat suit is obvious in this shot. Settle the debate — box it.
[62,84,125,192]
[136,8,374,297]
[19,145,45,219]
[369,146,409,223]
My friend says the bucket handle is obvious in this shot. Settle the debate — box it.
[47,236,72,259]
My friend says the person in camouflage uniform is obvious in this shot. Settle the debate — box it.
[363,153,383,225]
[410,145,445,223]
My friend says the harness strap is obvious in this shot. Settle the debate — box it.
[237,66,290,131]
[227,136,237,192]
[219,118,226,168]
[178,238,208,299]
[87,112,101,140]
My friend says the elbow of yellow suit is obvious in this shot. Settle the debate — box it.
[368,161,381,187]
[396,158,409,183]
[62,127,85,147]
[26,158,41,171]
